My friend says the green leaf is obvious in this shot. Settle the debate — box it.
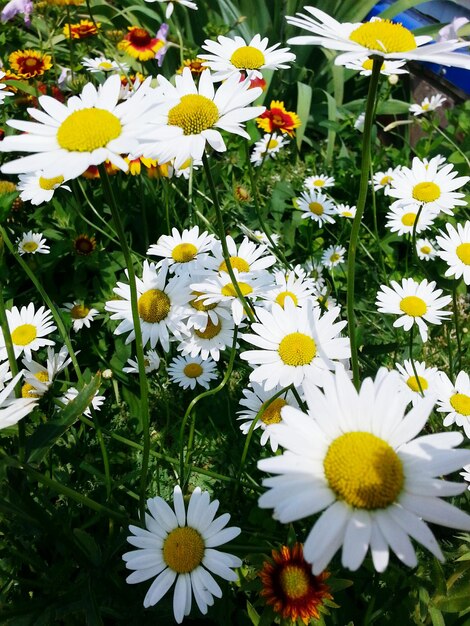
[320,89,338,164]
[296,81,312,150]
[4,79,39,97]
[73,529,102,567]
[428,607,445,626]
[246,600,260,626]
[434,594,470,613]
[376,99,411,115]
[378,0,432,19]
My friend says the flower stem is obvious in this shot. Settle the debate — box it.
[409,323,424,396]
[346,57,382,389]
[452,281,462,371]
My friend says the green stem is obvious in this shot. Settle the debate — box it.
[98,165,150,521]
[408,324,424,396]
[411,204,423,268]
[433,124,470,170]
[452,282,462,372]
[346,57,382,389]
[369,161,387,279]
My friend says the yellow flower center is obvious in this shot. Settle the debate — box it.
[349,20,417,53]
[401,212,416,227]
[221,281,253,297]
[138,289,170,323]
[195,317,221,339]
[275,291,298,308]
[22,241,39,252]
[57,108,122,152]
[267,139,278,149]
[11,323,37,346]
[21,383,40,398]
[342,211,353,217]
[406,375,428,392]
[362,58,384,70]
[380,175,392,185]
[219,256,250,273]
[70,304,90,319]
[456,243,470,265]
[261,398,287,425]
[399,295,427,317]
[190,291,217,312]
[171,242,198,263]
[168,94,219,136]
[35,371,49,383]
[163,526,205,574]
[422,103,430,111]
[412,181,441,203]
[39,175,64,190]
[450,393,470,416]
[183,362,203,378]
[99,61,114,70]
[324,431,404,509]
[309,201,324,215]
[330,253,341,263]
[230,45,265,69]
[420,245,431,255]
[280,564,310,600]
[278,332,316,366]
[313,179,325,187]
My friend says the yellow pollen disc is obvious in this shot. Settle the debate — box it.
[450,393,470,416]
[412,181,441,203]
[21,383,40,398]
[99,61,113,70]
[183,362,203,378]
[456,243,470,265]
[230,45,265,69]
[57,108,121,152]
[221,281,253,297]
[138,289,170,323]
[275,291,298,308]
[219,256,250,273]
[349,20,416,53]
[195,317,221,339]
[163,526,205,574]
[39,175,64,190]
[362,58,384,70]
[313,180,325,187]
[420,245,431,254]
[324,431,404,509]
[11,323,37,346]
[343,211,353,217]
[34,371,49,382]
[406,375,428,392]
[280,565,310,600]
[401,212,417,227]
[380,175,392,185]
[22,242,39,252]
[278,332,316,366]
[190,291,217,312]
[399,295,427,317]
[171,242,198,263]
[309,201,324,215]
[330,253,341,263]
[422,103,430,111]
[267,139,278,149]
[261,398,287,425]
[70,304,90,319]
[168,94,219,136]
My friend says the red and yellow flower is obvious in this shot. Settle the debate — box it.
[256,100,301,137]
[177,58,205,76]
[118,26,165,61]
[259,543,332,624]
[9,50,52,79]
[63,19,100,39]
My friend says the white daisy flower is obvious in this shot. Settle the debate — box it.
[461,464,470,490]
[385,203,437,236]
[321,245,346,269]
[386,156,469,216]
[344,56,408,75]
[258,366,470,574]
[376,277,452,342]
[173,158,202,179]
[250,132,288,166]
[260,269,315,310]
[240,299,350,391]
[178,313,236,362]
[303,174,335,190]
[0,71,13,103]
[354,112,365,132]
[22,345,72,397]
[0,361,12,392]
[335,203,357,219]
[168,354,218,390]
[123,485,241,622]
[17,170,71,206]
[62,301,99,332]
[123,349,161,374]
[16,231,50,255]
[147,226,216,277]
[416,238,437,261]
[297,189,336,225]
[0,74,158,179]
[237,382,299,452]
[0,303,56,361]
[238,224,281,249]
[144,0,197,19]
[395,359,441,405]
[312,285,338,311]
[0,371,38,430]
[185,288,233,332]
[81,56,130,74]
[373,167,397,191]
[286,8,470,68]
[436,370,470,438]
[141,68,264,169]
[409,94,447,116]
[207,235,276,276]
[105,260,190,352]
[199,33,295,81]
[435,221,470,285]
[60,386,105,417]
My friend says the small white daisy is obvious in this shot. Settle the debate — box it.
[144,0,197,20]
[376,277,452,342]
[147,226,216,277]
[416,238,437,261]
[178,313,236,362]
[17,171,71,205]
[199,33,295,81]
[123,485,241,623]
[168,354,218,390]
[385,203,437,236]
[373,167,398,191]
[250,132,288,166]
[312,285,338,311]
[207,236,276,276]
[123,349,161,374]
[321,245,346,269]
[62,301,99,332]
[81,56,130,74]
[22,345,71,397]
[0,303,56,361]
[437,370,470,438]
[335,203,357,219]
[60,386,105,417]
[297,189,336,226]
[16,231,50,255]
[0,371,38,430]
[303,174,335,190]
[409,94,446,116]
[260,268,315,310]
[344,56,408,75]
[185,289,233,332]
[436,221,470,285]
[395,359,441,405]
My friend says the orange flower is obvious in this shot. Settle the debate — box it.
[124,156,158,176]
[9,50,52,79]
[177,58,205,76]
[73,234,96,256]
[63,19,100,39]
[259,543,332,624]
[256,100,301,137]
[118,26,164,61]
